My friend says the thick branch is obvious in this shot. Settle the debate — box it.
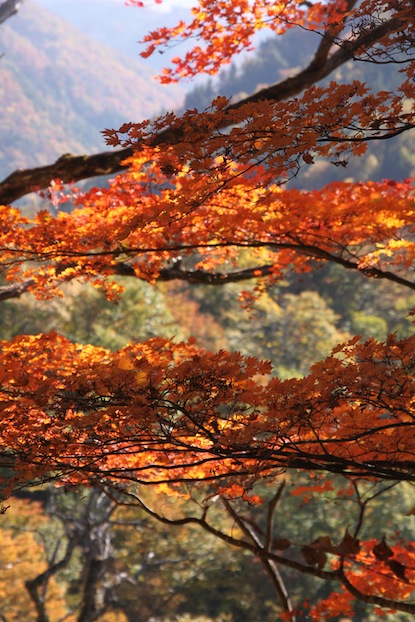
[0,150,132,206]
[0,265,275,302]
[0,0,22,26]
[0,278,34,301]
[0,15,406,205]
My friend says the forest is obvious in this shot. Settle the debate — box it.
[0,0,415,620]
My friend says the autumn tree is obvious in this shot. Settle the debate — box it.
[1,0,415,618]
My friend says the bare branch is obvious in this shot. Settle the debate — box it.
[226,16,403,112]
[222,497,296,620]
[112,488,415,616]
[265,481,286,551]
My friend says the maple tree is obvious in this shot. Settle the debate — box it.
[1,0,415,618]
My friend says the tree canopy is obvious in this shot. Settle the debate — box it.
[1,0,415,619]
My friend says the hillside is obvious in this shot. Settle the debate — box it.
[0,0,183,178]
[35,0,193,72]
[185,30,415,186]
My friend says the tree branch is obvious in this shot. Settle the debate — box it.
[222,496,296,621]
[265,481,286,551]
[0,14,407,205]
[0,0,22,26]
[226,16,403,112]
[25,536,79,622]
[0,279,34,301]
[0,150,132,206]
[110,488,415,615]
[2,232,415,304]
[340,571,415,615]
[108,488,337,582]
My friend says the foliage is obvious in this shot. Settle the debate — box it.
[187,284,348,377]
[184,28,415,188]
[1,0,415,619]
[0,279,182,349]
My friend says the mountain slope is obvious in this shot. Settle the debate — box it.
[35,0,193,72]
[0,0,183,178]
[185,30,415,186]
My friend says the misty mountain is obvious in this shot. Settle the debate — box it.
[35,0,192,71]
[0,0,183,178]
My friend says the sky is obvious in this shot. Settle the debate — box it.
[117,0,195,10]
[36,0,195,9]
